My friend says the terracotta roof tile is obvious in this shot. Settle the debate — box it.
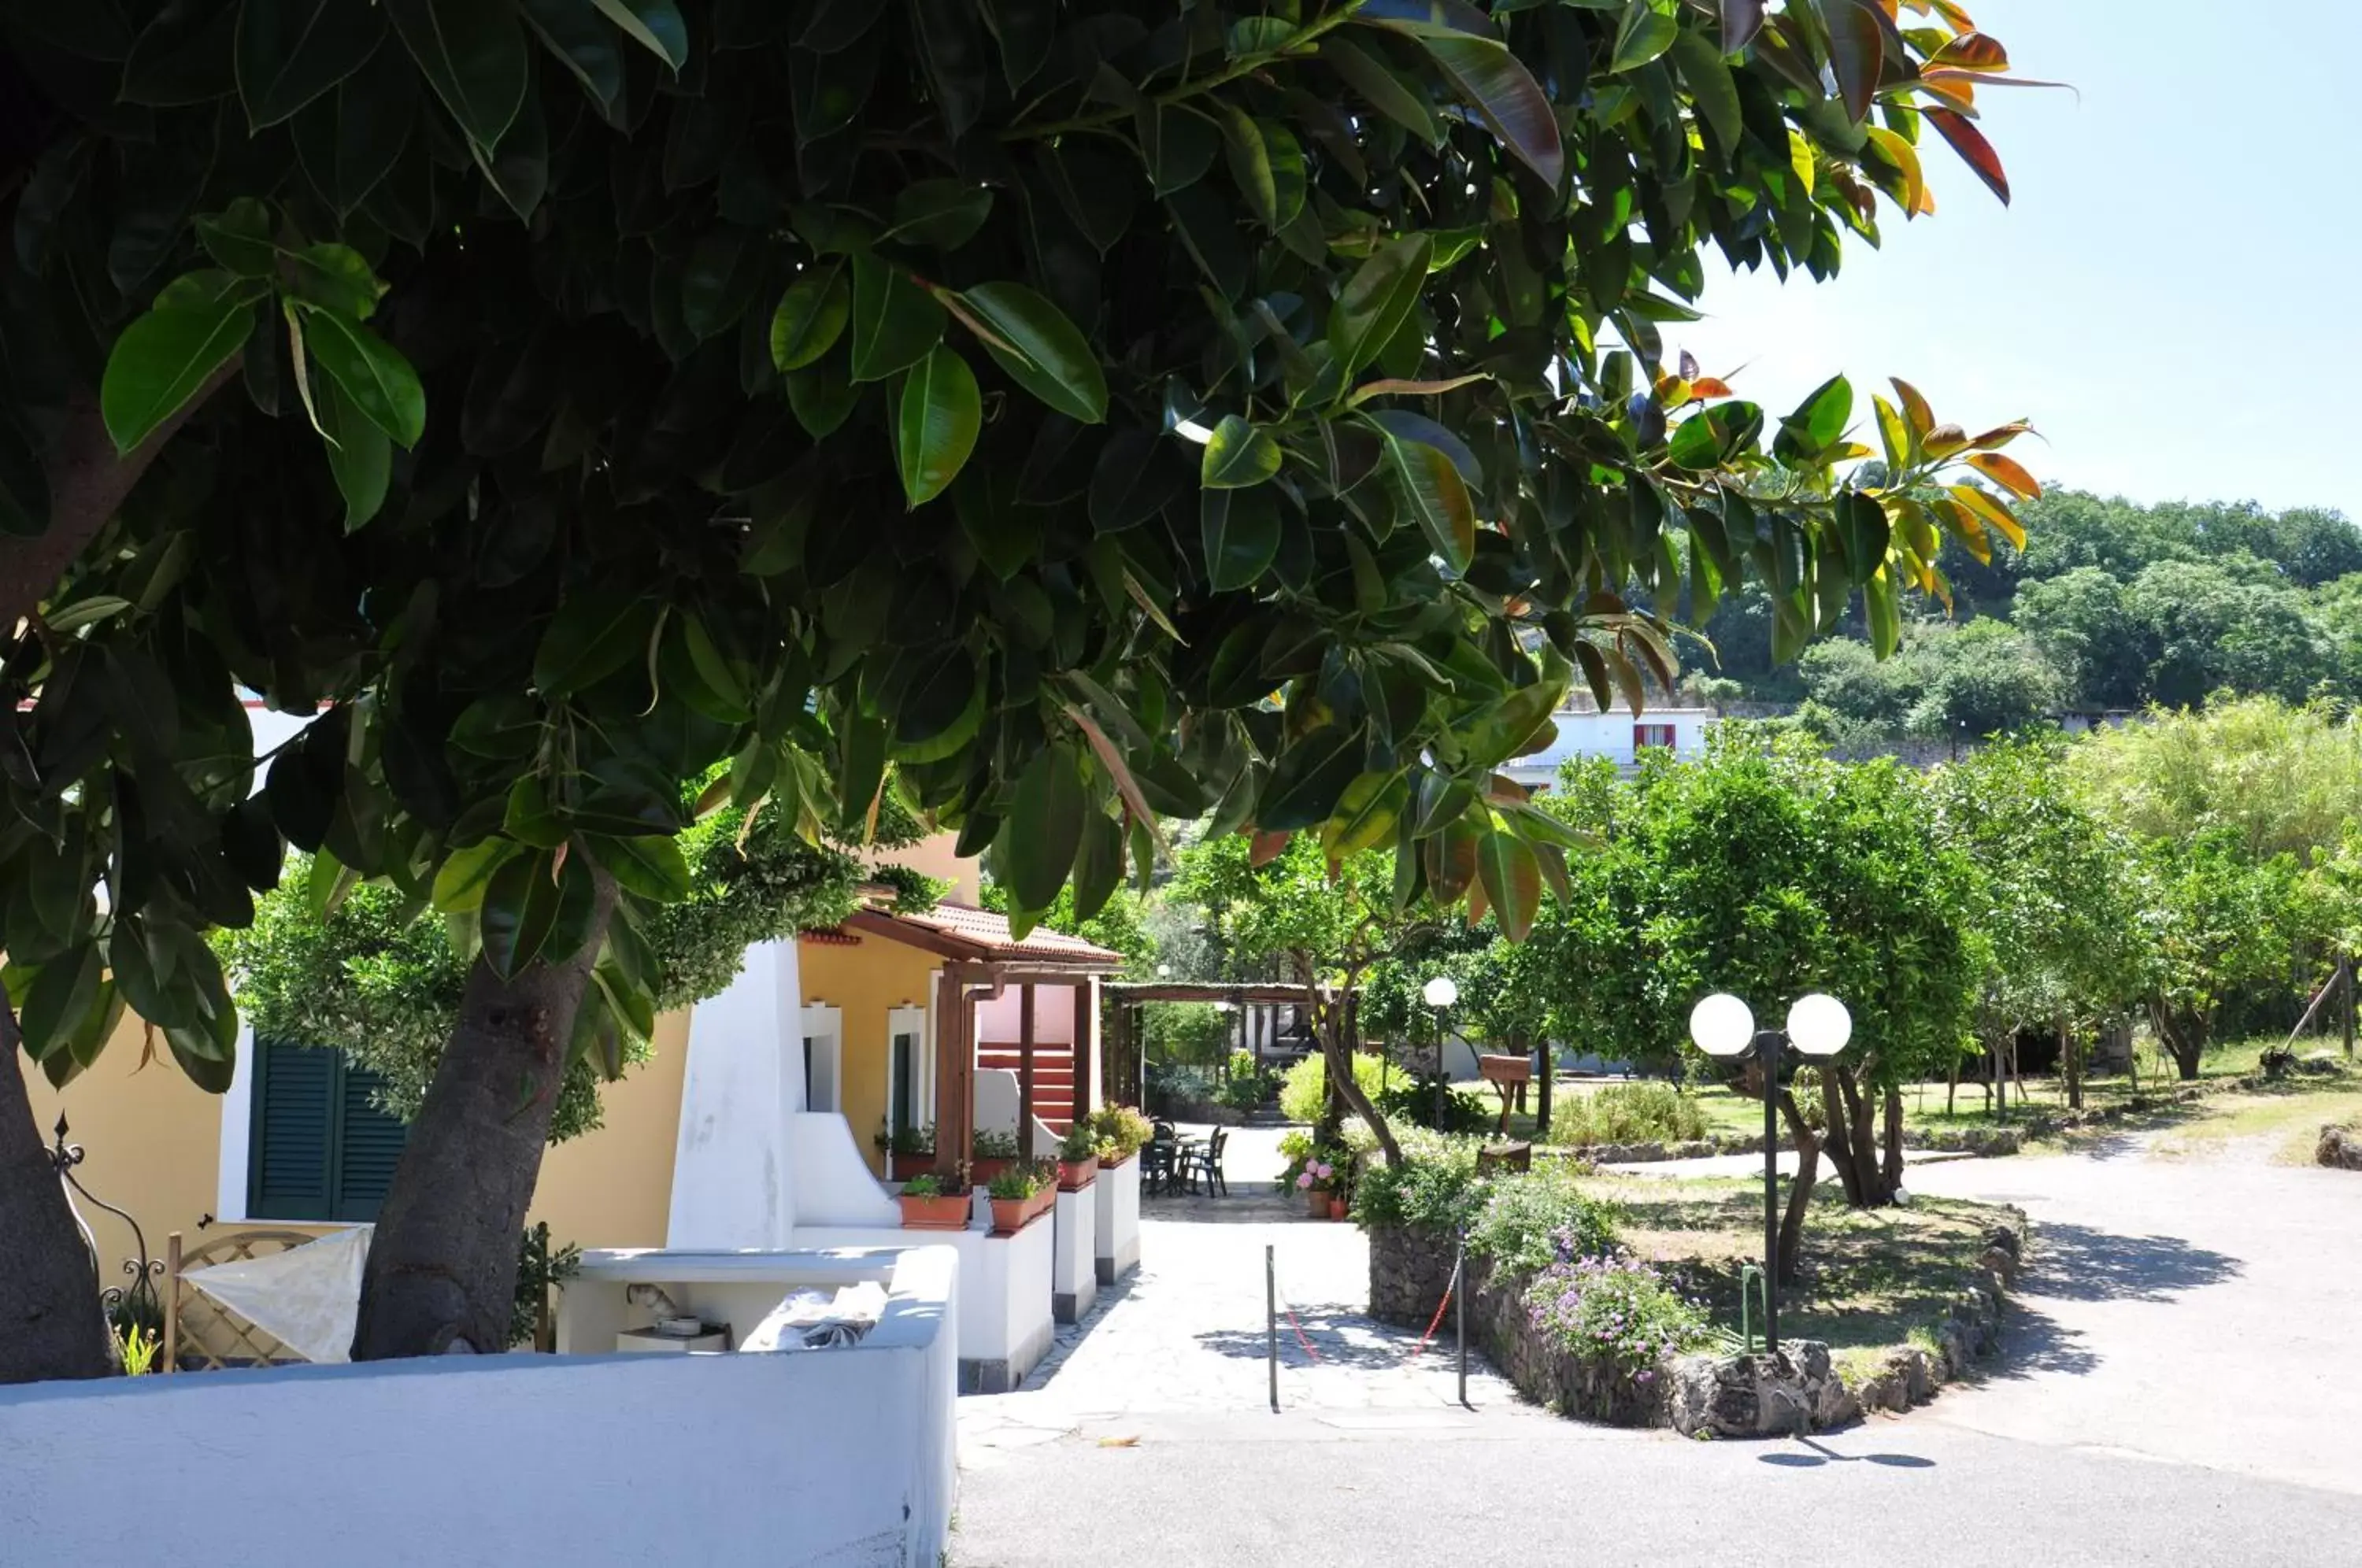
[870,902,1124,966]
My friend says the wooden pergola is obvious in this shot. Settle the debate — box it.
[1100,981,1334,1108]
[843,905,1126,1174]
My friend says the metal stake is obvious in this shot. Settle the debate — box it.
[1454,1230,1468,1407]
[1761,1034,1781,1358]
[1265,1244,1279,1413]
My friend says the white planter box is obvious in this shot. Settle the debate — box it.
[1094,1155,1142,1285]
[1053,1184,1098,1323]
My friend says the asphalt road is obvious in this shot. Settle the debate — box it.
[953,1409,2362,1566]
[955,1122,2362,1566]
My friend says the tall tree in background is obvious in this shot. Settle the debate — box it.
[0,0,2034,1377]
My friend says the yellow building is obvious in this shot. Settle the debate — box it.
[24,840,1124,1282]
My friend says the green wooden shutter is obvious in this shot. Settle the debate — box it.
[250,1038,334,1221]
[247,1041,409,1222]
[333,1065,406,1222]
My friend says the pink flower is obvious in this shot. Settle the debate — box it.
[1314,1163,1334,1179]
[1297,1172,1315,1189]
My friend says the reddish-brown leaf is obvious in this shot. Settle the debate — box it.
[1927,30,2008,72]
[1250,829,1292,867]
[1720,0,1765,51]
[1965,451,2041,499]
[1826,0,1886,124]
[1890,377,1935,437]
[1927,106,2010,205]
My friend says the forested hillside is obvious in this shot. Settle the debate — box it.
[1694,490,2362,742]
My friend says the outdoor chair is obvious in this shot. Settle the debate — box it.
[1183,1127,1228,1197]
[1144,1133,1179,1197]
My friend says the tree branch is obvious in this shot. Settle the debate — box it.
[0,361,239,633]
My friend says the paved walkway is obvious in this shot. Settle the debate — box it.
[953,1119,2362,1565]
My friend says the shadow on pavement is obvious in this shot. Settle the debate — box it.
[1967,1301,2101,1383]
[1761,1438,1935,1469]
[2025,1221,2242,1304]
[1193,1313,1446,1374]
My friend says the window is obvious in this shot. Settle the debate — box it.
[886,1004,928,1136]
[798,1005,842,1113]
[246,1039,406,1222]
[1634,723,1677,753]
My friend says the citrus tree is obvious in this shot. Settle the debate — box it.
[0,0,2034,1377]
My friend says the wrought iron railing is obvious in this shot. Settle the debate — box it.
[48,1116,164,1344]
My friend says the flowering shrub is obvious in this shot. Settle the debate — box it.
[1468,1168,1620,1274]
[1527,1245,1712,1384]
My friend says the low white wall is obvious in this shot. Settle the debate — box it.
[668,938,805,1248]
[5,1248,957,1568]
[1094,1156,1142,1286]
[1051,1185,1097,1323]
[974,1068,1068,1156]
[787,1112,899,1226]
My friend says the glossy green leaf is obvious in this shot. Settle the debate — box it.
[850,255,947,383]
[387,0,530,150]
[895,344,982,508]
[521,0,624,116]
[591,0,687,70]
[1320,771,1408,858]
[235,0,387,128]
[1071,809,1124,922]
[1666,28,1741,158]
[1257,724,1367,832]
[786,360,861,438]
[770,264,850,372]
[1475,829,1542,941]
[480,848,559,978]
[1135,102,1220,196]
[586,834,692,901]
[533,589,654,695]
[1328,235,1432,379]
[1201,415,1281,490]
[1824,0,1884,124]
[1398,34,1564,187]
[888,179,994,249]
[1201,486,1280,592]
[998,742,1085,912]
[301,309,427,447]
[1384,435,1475,571]
[99,299,252,454]
[1320,36,1438,143]
[1609,1,1679,72]
[957,282,1109,423]
[432,838,518,912]
[194,197,274,276]
[20,943,100,1060]
[314,373,391,531]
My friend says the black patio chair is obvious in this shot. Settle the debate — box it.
[1183,1126,1228,1197]
[1143,1127,1180,1196]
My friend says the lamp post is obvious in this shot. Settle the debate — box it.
[1686,991,1852,1356]
[1422,975,1458,1129]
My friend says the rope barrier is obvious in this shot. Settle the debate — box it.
[1413,1257,1459,1356]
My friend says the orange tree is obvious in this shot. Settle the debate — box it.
[0,0,2034,1377]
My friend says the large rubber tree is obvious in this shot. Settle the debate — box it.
[0,0,2034,1378]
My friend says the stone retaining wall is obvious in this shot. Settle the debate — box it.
[2319,1126,2362,1170]
[1368,1211,2029,1438]
[1538,1125,2022,1166]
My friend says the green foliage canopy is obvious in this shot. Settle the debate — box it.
[0,0,2035,1099]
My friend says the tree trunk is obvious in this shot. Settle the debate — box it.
[1831,1066,1892,1207]
[2,370,239,630]
[1817,1068,1862,1207]
[1775,1090,1817,1286]
[1946,1051,1959,1118]
[1300,956,1398,1165]
[2149,1000,2205,1081]
[1881,1087,1904,1193]
[2060,1011,2082,1111]
[0,1008,116,1383]
[350,876,614,1360]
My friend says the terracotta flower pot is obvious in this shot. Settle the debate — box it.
[1328,1195,1348,1221]
[1099,1148,1135,1169]
[1306,1186,1328,1219]
[969,1156,1013,1185]
[888,1152,935,1182]
[990,1192,1052,1236]
[898,1193,970,1231]
[1057,1155,1098,1192]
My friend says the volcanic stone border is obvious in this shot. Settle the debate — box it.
[2319,1125,2362,1170]
[1540,1124,2022,1167]
[1368,1211,2029,1439]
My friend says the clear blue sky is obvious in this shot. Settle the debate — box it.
[1677,0,2352,519]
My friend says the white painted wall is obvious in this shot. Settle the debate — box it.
[786,1112,899,1228]
[668,938,805,1249]
[975,983,1079,1045]
[1094,1156,1141,1286]
[7,1248,957,1568]
[1504,705,1716,785]
[1050,1184,1096,1323]
[973,1069,1067,1158]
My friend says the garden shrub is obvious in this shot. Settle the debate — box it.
[1527,1248,1712,1384]
[1352,1137,1486,1232]
[1278,1051,1394,1125]
[1467,1167,1621,1274]
[1544,1082,1711,1148]
[1216,1070,1271,1111]
[1143,1004,1236,1067]
[1375,1072,1493,1133]
[1145,1061,1216,1115]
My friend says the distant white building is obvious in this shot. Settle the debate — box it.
[1501,699,1718,789]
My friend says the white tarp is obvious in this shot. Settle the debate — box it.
[184,1226,371,1365]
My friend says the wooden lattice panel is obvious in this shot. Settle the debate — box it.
[163,1230,332,1373]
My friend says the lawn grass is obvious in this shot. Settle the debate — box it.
[1461,1034,2360,1148]
[1567,1172,2012,1360]
[2150,1088,2362,1164]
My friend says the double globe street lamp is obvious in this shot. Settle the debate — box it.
[1686,991,1853,1355]
[1421,976,1458,1128]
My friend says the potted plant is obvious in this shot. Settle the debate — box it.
[1293,1146,1350,1219]
[896,1173,971,1231]
[986,1163,1053,1235]
[873,1121,936,1182]
[970,1127,1023,1185]
[1088,1105,1153,1167]
[1056,1124,1098,1191]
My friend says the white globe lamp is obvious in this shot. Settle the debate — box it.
[1786,993,1853,1058]
[1687,993,1755,1059]
[1421,975,1458,1010]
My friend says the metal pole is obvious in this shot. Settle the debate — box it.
[1454,1230,1468,1407]
[1266,1244,1279,1413]
[1761,1032,1780,1359]
[2345,956,2356,1062]
[1431,1007,1446,1129]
